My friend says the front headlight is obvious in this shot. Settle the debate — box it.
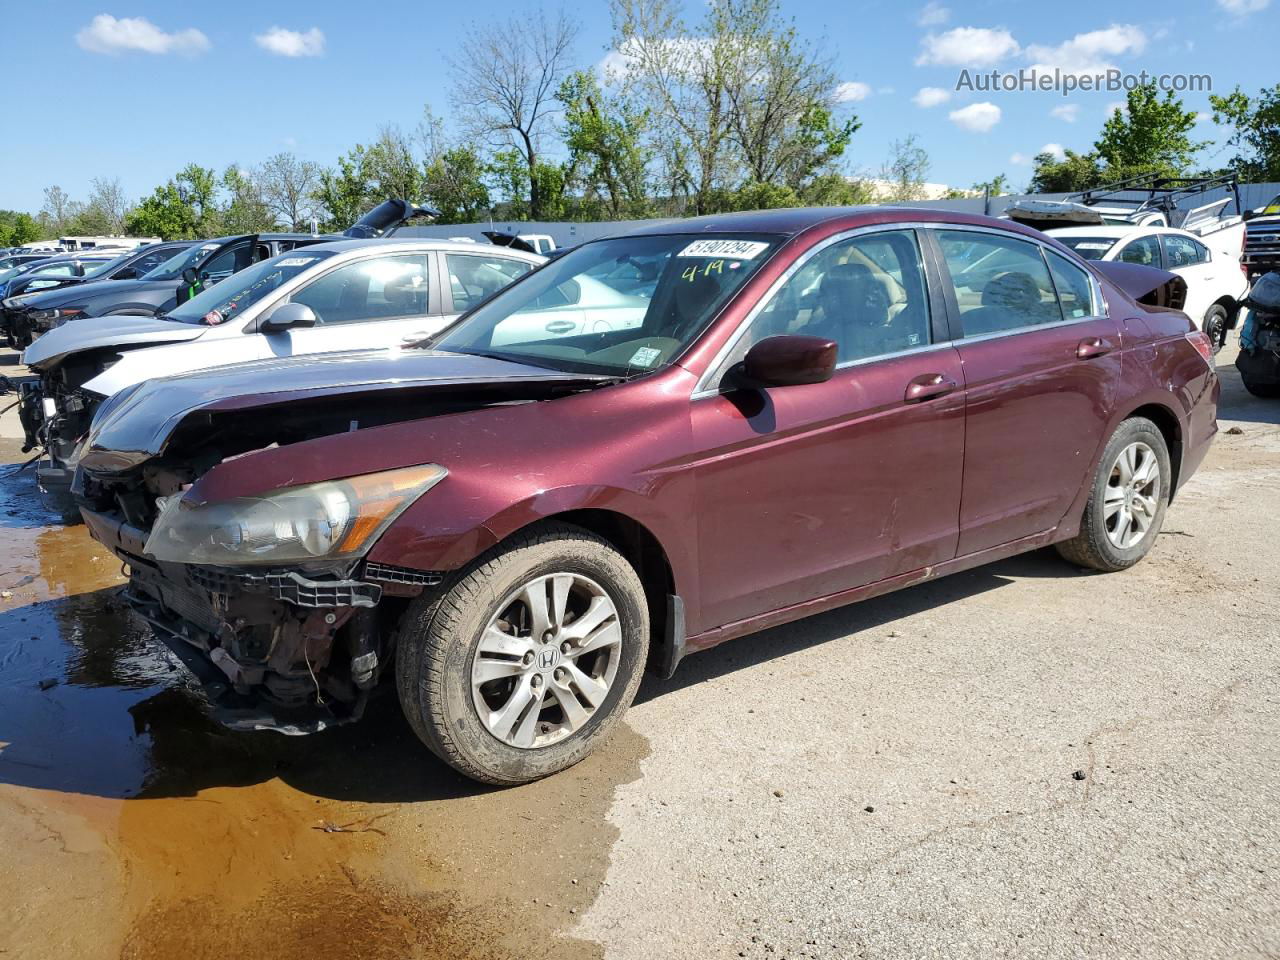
[143,464,447,566]
[30,307,83,323]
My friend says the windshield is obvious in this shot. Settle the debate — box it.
[1054,236,1119,260]
[164,250,336,325]
[143,242,221,281]
[0,266,22,284]
[429,234,783,375]
[81,252,134,280]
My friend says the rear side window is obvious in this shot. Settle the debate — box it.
[447,254,533,313]
[1162,234,1208,268]
[1116,235,1161,267]
[1045,251,1096,319]
[936,230,1060,336]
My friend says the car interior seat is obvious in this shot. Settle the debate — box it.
[962,271,1046,335]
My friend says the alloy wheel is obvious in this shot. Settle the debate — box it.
[1103,440,1161,550]
[470,572,623,749]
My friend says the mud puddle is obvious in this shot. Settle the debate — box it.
[0,441,646,959]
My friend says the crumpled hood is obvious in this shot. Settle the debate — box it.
[15,276,156,311]
[79,348,610,473]
[23,314,207,369]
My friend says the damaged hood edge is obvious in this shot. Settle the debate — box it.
[79,349,612,474]
[23,314,207,370]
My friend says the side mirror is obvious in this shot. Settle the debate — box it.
[181,266,199,286]
[734,335,837,389]
[260,302,318,332]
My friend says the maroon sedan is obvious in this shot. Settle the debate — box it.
[76,207,1219,783]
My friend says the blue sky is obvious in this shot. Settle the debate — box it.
[0,0,1274,213]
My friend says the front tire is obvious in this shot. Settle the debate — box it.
[395,522,649,785]
[1056,417,1171,572]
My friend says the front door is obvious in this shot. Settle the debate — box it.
[690,228,965,634]
[932,228,1122,555]
[276,252,441,357]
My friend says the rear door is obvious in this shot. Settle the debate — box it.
[690,227,965,631]
[1160,233,1215,326]
[932,228,1121,555]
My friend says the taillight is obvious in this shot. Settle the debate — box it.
[1241,229,1248,278]
[1186,331,1215,370]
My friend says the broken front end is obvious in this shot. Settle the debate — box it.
[19,352,113,490]
[76,460,448,733]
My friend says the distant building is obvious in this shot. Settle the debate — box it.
[860,179,968,201]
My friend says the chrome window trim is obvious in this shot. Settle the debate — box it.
[691,221,1107,399]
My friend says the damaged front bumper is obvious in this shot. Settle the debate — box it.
[80,504,443,735]
[18,378,95,490]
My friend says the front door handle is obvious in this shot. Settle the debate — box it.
[904,373,958,403]
[1076,337,1114,359]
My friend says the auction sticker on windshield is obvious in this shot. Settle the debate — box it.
[277,257,317,267]
[677,239,771,259]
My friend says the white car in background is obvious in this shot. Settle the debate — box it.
[21,238,544,486]
[1049,225,1248,349]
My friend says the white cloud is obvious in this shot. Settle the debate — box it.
[1025,24,1146,76]
[1050,103,1080,122]
[1010,152,1031,165]
[917,2,950,26]
[913,86,952,108]
[949,101,1002,132]
[1194,111,1213,125]
[1216,0,1270,14]
[1039,142,1067,160]
[916,27,1019,67]
[834,81,872,102]
[597,36,710,83]
[75,14,209,56]
[254,26,326,57]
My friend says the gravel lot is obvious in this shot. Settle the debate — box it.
[0,341,1277,960]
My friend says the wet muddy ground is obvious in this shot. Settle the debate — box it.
[2,345,1279,960]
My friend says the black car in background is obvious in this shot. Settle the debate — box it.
[8,200,439,346]
[1,243,193,347]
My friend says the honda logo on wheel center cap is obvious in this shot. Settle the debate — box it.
[538,648,560,670]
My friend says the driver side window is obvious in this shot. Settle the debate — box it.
[735,229,932,367]
[290,254,431,325]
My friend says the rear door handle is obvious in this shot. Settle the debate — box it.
[1076,336,1114,359]
[904,373,958,403]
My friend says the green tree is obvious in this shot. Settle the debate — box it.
[798,172,874,206]
[1210,83,1280,182]
[1028,149,1104,193]
[559,70,652,220]
[731,181,800,210]
[487,149,532,219]
[125,164,219,239]
[220,165,277,232]
[314,147,373,231]
[362,126,427,202]
[879,135,931,201]
[1094,83,1206,176]
[971,173,1009,196]
[423,145,492,223]
[8,213,41,245]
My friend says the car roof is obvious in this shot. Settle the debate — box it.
[287,237,545,259]
[623,205,1029,239]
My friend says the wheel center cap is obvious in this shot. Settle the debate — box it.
[537,647,561,671]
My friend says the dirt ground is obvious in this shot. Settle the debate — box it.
[1,340,1277,960]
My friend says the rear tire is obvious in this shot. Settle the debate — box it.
[395,521,649,785]
[1242,378,1280,399]
[1056,417,1171,572]
[1202,304,1228,353]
